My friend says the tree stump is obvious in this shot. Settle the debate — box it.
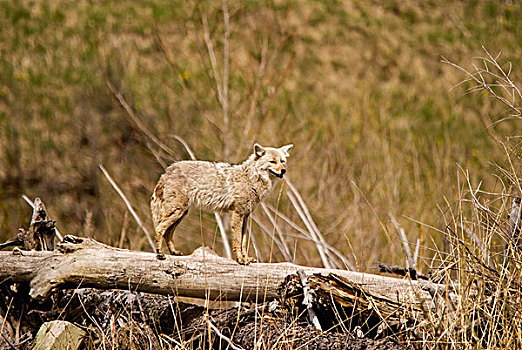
[0,197,57,251]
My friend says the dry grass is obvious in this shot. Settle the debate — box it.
[407,49,522,349]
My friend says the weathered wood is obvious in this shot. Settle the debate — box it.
[26,198,56,251]
[0,197,56,251]
[0,235,454,316]
[33,320,85,350]
[0,230,24,250]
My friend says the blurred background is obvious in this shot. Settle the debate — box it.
[0,0,521,271]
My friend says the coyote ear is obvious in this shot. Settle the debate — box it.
[279,144,293,157]
[254,143,266,158]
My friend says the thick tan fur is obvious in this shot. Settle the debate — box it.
[151,143,293,264]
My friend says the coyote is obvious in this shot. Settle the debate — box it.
[151,143,293,264]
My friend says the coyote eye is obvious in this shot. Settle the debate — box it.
[269,160,277,164]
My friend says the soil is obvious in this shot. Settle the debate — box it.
[0,286,412,350]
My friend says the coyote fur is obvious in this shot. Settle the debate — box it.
[151,143,293,264]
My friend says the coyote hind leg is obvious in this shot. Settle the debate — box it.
[154,207,188,260]
[164,209,188,255]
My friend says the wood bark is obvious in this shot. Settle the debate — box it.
[0,235,454,316]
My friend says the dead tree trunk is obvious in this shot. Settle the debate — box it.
[0,197,56,251]
[0,235,453,314]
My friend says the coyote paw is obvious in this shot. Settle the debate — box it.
[237,256,257,265]
[156,253,166,260]
[12,247,23,256]
[167,243,182,256]
[246,256,257,264]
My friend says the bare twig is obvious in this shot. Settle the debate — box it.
[246,223,262,262]
[206,315,245,350]
[99,164,155,251]
[265,204,354,270]
[413,238,420,267]
[159,334,184,348]
[297,269,322,331]
[442,48,521,124]
[106,80,175,156]
[389,214,414,271]
[260,203,292,261]
[457,223,491,266]
[284,179,332,269]
[78,296,107,348]
[171,134,196,161]
[118,212,129,249]
[201,14,223,109]
[251,215,287,259]
[0,298,13,346]
[1,333,15,350]
[214,213,232,260]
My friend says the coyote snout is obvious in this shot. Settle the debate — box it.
[271,168,286,178]
[151,143,293,264]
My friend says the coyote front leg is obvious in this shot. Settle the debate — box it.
[241,215,256,264]
[231,212,256,264]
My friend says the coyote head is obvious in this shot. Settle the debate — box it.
[253,143,293,178]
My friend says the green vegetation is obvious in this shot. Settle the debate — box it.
[0,0,521,270]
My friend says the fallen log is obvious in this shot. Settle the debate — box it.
[0,235,454,316]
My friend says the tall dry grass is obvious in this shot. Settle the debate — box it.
[408,49,522,349]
